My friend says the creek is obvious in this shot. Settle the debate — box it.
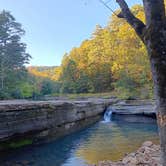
[1,111,159,166]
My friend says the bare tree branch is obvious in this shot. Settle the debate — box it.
[143,0,165,26]
[116,0,146,42]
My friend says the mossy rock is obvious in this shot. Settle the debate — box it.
[0,138,33,150]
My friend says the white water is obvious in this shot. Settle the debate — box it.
[103,106,113,122]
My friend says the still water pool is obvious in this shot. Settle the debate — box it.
[1,115,159,166]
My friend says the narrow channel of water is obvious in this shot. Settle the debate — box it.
[1,115,159,166]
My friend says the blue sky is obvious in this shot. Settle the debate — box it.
[0,0,142,66]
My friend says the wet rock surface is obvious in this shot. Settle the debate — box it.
[88,141,161,166]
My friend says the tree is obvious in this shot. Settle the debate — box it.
[106,5,152,98]
[115,0,166,164]
[0,10,30,96]
[41,79,54,95]
[58,10,150,95]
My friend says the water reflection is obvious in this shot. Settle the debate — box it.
[1,128,94,166]
[76,120,159,164]
[1,115,159,166]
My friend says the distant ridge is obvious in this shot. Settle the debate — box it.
[27,66,60,81]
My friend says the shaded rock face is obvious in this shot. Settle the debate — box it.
[111,114,156,123]
[0,99,114,150]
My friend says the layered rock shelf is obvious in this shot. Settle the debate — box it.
[0,99,115,150]
[111,100,156,117]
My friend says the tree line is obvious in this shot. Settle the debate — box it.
[0,5,153,99]
[54,5,152,99]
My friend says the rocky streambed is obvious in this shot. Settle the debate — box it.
[0,99,157,151]
[0,98,116,151]
[0,99,159,166]
[86,100,159,166]
[89,141,161,166]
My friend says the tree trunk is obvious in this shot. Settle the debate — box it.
[115,1,166,164]
[0,61,4,90]
[0,76,4,90]
[150,56,166,165]
[158,104,166,166]
[146,28,166,166]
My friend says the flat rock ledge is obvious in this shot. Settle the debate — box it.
[0,98,117,150]
[88,141,161,166]
[111,100,156,116]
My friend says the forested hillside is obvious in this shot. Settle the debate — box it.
[28,66,61,81]
[42,4,151,99]
[0,5,153,99]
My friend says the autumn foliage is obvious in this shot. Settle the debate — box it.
[0,5,153,99]
[28,5,153,99]
[30,5,151,98]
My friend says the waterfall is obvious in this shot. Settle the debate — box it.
[103,106,113,122]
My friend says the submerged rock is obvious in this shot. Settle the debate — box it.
[88,141,161,166]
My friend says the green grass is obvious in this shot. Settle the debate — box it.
[50,87,154,100]
[52,92,116,100]
[9,139,33,148]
